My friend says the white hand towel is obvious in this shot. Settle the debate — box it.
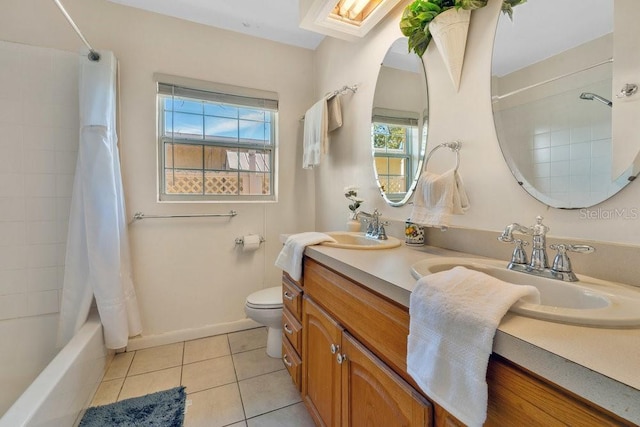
[409,169,469,227]
[407,266,540,427]
[327,94,343,132]
[302,99,328,169]
[275,232,336,281]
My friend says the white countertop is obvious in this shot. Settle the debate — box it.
[304,243,640,424]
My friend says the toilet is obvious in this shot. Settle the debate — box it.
[244,286,283,358]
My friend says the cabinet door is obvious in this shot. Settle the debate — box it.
[303,297,342,427]
[341,332,432,427]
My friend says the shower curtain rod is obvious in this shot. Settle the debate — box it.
[52,0,100,62]
[491,58,612,102]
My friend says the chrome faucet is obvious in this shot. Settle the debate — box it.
[357,209,388,240]
[498,216,594,282]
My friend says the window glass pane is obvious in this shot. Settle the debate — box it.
[163,111,173,137]
[239,172,270,195]
[378,175,390,193]
[204,103,238,119]
[204,146,228,170]
[165,169,203,194]
[239,120,267,144]
[375,157,389,174]
[373,124,389,150]
[173,112,203,138]
[388,158,405,175]
[173,98,202,114]
[205,171,240,195]
[163,98,174,112]
[387,176,406,193]
[226,149,270,172]
[205,116,239,140]
[239,108,265,121]
[373,123,408,153]
[169,143,203,169]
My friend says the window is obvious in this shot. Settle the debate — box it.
[372,115,417,202]
[157,80,278,201]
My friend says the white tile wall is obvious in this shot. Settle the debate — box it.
[496,79,613,208]
[0,41,78,320]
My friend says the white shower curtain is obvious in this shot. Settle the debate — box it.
[58,51,142,350]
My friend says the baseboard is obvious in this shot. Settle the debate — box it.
[126,318,262,351]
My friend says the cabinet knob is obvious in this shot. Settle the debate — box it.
[330,344,340,354]
[283,291,295,301]
[336,353,347,364]
[283,323,293,335]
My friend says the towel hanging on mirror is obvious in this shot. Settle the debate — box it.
[409,169,470,227]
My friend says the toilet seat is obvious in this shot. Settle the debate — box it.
[246,286,283,310]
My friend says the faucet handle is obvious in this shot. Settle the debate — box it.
[549,244,595,273]
[377,224,388,240]
[365,221,375,236]
[510,238,529,265]
[499,237,529,265]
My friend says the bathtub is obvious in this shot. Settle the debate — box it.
[0,311,109,427]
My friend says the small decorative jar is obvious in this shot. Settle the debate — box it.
[405,221,425,246]
[347,212,361,232]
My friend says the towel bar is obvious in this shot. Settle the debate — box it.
[424,141,461,172]
[131,210,237,222]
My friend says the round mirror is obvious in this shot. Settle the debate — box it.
[491,0,640,208]
[371,38,428,207]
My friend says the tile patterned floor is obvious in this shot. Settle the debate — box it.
[91,327,315,427]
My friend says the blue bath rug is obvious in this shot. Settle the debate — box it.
[79,386,186,427]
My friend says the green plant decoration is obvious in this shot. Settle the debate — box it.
[399,0,526,57]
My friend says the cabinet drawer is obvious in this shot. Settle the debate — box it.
[282,279,303,321]
[282,307,302,356]
[283,271,303,288]
[282,336,302,391]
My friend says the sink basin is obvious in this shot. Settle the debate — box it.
[321,232,401,250]
[410,257,640,328]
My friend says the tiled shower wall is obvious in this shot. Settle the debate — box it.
[0,41,78,321]
[0,40,78,414]
[496,79,613,208]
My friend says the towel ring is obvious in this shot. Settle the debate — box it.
[424,141,461,172]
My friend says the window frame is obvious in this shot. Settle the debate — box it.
[156,77,278,203]
[371,116,416,201]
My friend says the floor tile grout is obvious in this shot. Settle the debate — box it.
[228,333,249,422]
[93,327,312,425]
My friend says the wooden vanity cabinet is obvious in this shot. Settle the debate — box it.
[282,273,303,391]
[293,257,634,427]
[303,297,432,427]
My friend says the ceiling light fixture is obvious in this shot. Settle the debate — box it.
[300,0,402,41]
[334,0,382,23]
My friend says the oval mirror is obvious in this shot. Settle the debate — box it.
[491,0,640,208]
[372,37,428,207]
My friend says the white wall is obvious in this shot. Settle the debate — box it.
[1,0,317,342]
[314,0,640,246]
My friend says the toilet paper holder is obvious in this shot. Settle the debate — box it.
[235,235,266,245]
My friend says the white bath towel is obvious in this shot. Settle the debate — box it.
[275,232,336,281]
[407,266,540,427]
[302,99,328,169]
[409,169,469,227]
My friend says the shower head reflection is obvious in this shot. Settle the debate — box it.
[579,92,613,107]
